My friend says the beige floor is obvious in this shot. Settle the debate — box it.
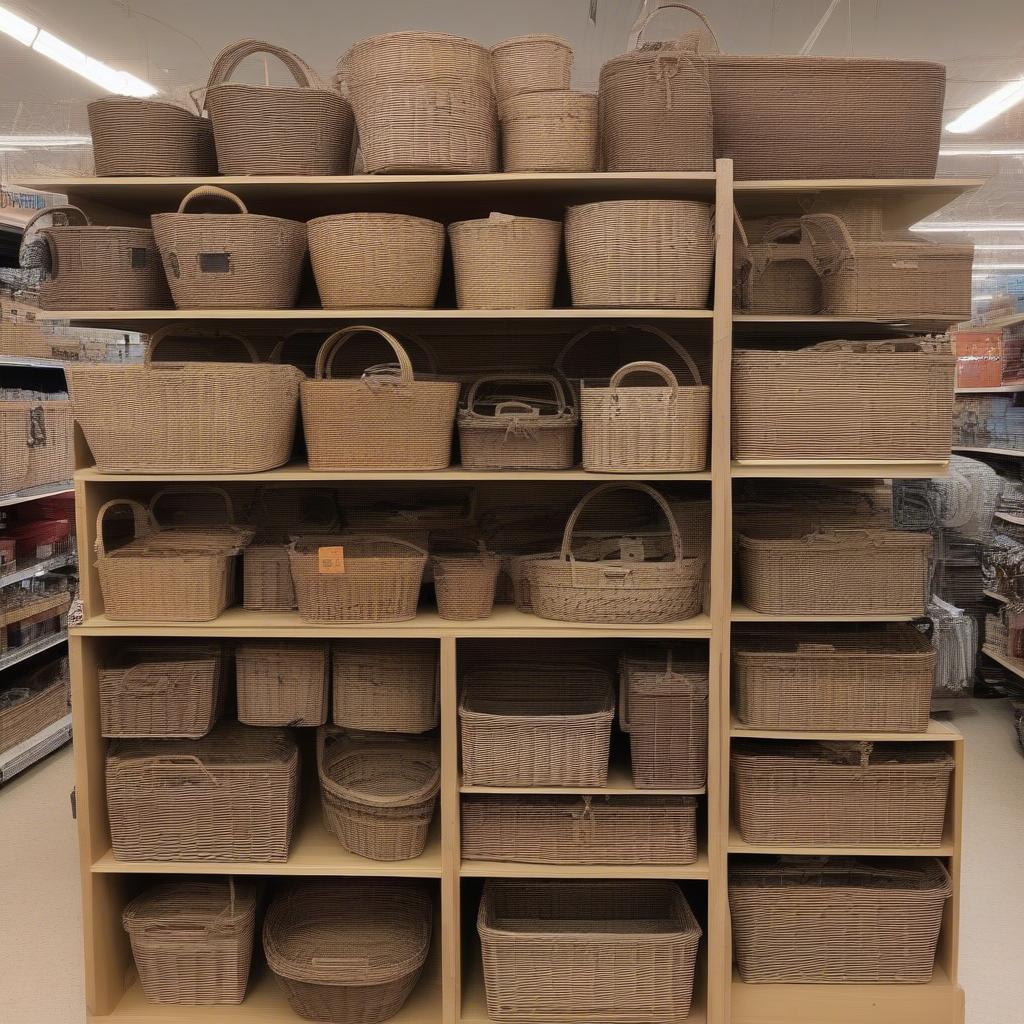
[0,699,1020,1024]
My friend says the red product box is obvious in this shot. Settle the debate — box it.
[957,356,1005,390]
[955,331,1003,357]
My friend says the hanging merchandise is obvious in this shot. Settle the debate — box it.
[500,91,598,173]
[928,597,978,695]
[892,456,1002,538]
[489,35,572,105]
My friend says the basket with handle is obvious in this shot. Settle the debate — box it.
[301,326,460,470]
[599,2,716,171]
[200,39,353,175]
[581,358,710,473]
[500,90,598,172]
[490,35,572,105]
[151,185,306,309]
[236,640,329,727]
[0,395,73,496]
[431,552,500,620]
[529,483,703,624]
[733,216,820,314]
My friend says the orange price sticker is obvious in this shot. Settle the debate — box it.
[318,546,346,574]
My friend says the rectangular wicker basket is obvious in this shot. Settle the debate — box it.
[0,399,74,496]
[0,656,69,756]
[235,640,328,727]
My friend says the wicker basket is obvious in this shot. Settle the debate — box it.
[732,741,954,847]
[202,39,353,175]
[106,723,300,862]
[479,879,702,1023]
[566,200,714,308]
[301,327,459,470]
[529,483,703,624]
[460,664,614,787]
[67,326,301,474]
[151,186,306,309]
[0,398,73,496]
[123,880,257,1005]
[99,644,223,739]
[462,794,698,865]
[318,728,440,861]
[581,359,709,473]
[501,91,598,172]
[620,648,708,790]
[729,858,952,983]
[732,625,937,732]
[21,205,170,310]
[88,96,216,176]
[732,340,956,462]
[0,657,69,756]
[264,879,432,1024]
[490,35,572,105]
[449,214,561,310]
[308,214,444,309]
[734,217,820,314]
[599,3,716,172]
[432,553,500,620]
[802,214,974,320]
[236,641,328,727]
[738,527,933,615]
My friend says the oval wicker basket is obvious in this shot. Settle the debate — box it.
[432,553,500,620]
[501,90,598,172]
[490,35,572,105]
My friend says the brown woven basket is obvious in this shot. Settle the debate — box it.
[106,723,300,862]
[318,728,440,861]
[0,399,73,496]
[236,641,328,727]
[734,217,820,314]
[123,880,257,1005]
[202,39,353,175]
[729,858,952,983]
[501,91,598,172]
[264,879,432,1023]
[479,879,702,1023]
[449,214,561,310]
[152,186,306,309]
[732,741,953,847]
[462,794,698,865]
[566,200,714,308]
[88,96,216,176]
[732,624,937,732]
[490,35,572,105]
[301,326,459,470]
[0,657,69,756]
[599,3,716,172]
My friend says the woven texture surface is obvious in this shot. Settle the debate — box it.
[734,218,820,313]
[0,657,68,756]
[501,90,597,172]
[0,400,73,495]
[490,35,572,105]
[432,553,500,620]
[236,640,328,727]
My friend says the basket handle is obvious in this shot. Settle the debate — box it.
[466,373,569,415]
[119,667,184,694]
[618,647,678,731]
[149,486,236,529]
[176,185,249,215]
[555,322,700,383]
[800,213,857,276]
[203,39,322,94]
[761,218,804,244]
[134,754,220,786]
[21,204,90,236]
[146,325,260,364]
[609,360,680,390]
[19,205,91,278]
[94,499,150,557]
[634,3,722,51]
[314,325,415,383]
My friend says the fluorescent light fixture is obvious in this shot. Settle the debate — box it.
[911,222,1024,233]
[0,5,34,44]
[975,244,1024,251]
[973,293,995,300]
[0,134,90,147]
[974,264,1024,270]
[946,77,1024,133]
[940,146,1024,156]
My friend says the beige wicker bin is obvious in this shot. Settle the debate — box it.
[0,398,73,496]
[500,91,598,173]
[734,218,820,314]
[432,553,500,621]
[729,858,952,983]
[0,657,69,756]
[479,879,702,1023]
[236,641,328,727]
[490,35,572,105]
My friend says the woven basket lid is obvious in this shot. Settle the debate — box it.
[123,880,256,935]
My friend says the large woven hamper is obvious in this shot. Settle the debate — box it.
[0,398,73,496]
[264,879,432,1024]
[729,858,952,983]
[123,880,257,1004]
[0,656,69,756]
[106,723,299,862]
[479,879,702,1022]
[236,640,328,727]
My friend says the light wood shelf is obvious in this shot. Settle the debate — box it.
[952,445,1024,458]
[729,715,963,742]
[731,602,917,623]
[731,458,949,479]
[955,383,1024,394]
[727,823,956,857]
[983,589,1010,603]
[981,645,1024,680]
[459,848,710,879]
[994,511,1024,525]
[459,760,705,796]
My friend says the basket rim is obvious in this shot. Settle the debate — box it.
[306,211,442,229]
[123,880,257,933]
[490,33,572,52]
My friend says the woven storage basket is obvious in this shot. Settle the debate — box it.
[202,39,352,175]
[501,91,598,172]
[729,858,952,983]
[432,553,500,621]
[732,741,953,847]
[308,214,444,308]
[67,326,301,474]
[88,96,216,176]
[301,327,459,470]
[449,214,561,309]
[123,880,257,1005]
[732,625,937,732]
[599,3,716,171]
[99,644,223,739]
[20,205,170,310]
[0,657,68,756]
[582,359,709,473]
[490,35,572,105]
[236,640,328,727]
[318,728,440,861]
[0,398,73,496]
[264,879,432,1024]
[462,794,698,865]
[620,648,708,789]
[460,664,614,787]
[738,527,933,616]
[566,200,714,308]
[459,373,577,470]
[802,213,974,320]
[734,217,820,314]
[732,340,956,462]
[106,723,299,862]
[479,879,702,1023]
[529,483,703,624]
[289,534,427,623]
[152,186,306,309]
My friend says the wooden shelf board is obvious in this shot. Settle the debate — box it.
[0,479,73,508]
[732,602,916,623]
[459,761,705,796]
[981,645,1024,680]
[952,446,1024,458]
[733,312,965,329]
[995,511,1024,525]
[729,715,962,742]
[728,823,955,857]
[731,458,948,479]
[983,589,1010,603]
[975,311,1024,330]
[955,383,1024,394]
[460,849,709,879]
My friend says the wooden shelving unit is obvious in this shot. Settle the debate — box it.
[31,166,978,1024]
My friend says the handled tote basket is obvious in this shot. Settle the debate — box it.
[733,217,820,314]
[529,483,703,624]
[501,90,598,172]
[235,640,328,727]
[152,186,306,309]
[301,326,459,470]
[0,398,73,496]
[489,35,572,105]
[202,39,353,175]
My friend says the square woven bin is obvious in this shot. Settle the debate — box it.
[732,741,953,847]
[0,656,69,756]
[236,640,328,727]
[729,858,952,984]
[0,399,73,496]
[732,625,936,732]
[479,879,702,1023]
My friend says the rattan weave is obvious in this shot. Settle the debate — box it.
[734,217,820,314]
[0,399,73,496]
[432,553,500,620]
[236,641,328,727]
[0,657,69,756]
[490,35,572,105]
[500,91,598,172]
